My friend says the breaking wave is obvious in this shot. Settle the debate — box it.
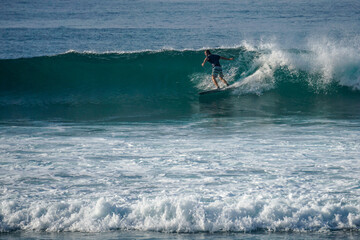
[1,40,360,120]
[1,195,359,233]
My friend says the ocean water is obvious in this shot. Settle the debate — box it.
[1,0,360,239]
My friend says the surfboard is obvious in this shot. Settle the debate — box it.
[199,88,222,95]
[199,84,234,95]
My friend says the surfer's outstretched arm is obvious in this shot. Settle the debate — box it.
[201,58,207,67]
[220,56,234,61]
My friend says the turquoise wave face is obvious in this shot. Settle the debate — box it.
[1,47,360,121]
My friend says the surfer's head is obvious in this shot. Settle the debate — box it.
[205,50,211,56]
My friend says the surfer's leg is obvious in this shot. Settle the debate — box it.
[219,74,229,87]
[212,75,220,89]
[211,68,220,89]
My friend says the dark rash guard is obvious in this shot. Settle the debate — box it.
[206,54,221,67]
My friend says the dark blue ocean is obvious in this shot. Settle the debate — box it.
[1,0,360,239]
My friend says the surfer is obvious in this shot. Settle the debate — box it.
[201,50,234,89]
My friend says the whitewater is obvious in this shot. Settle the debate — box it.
[1,0,360,239]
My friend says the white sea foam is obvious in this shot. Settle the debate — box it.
[1,194,359,233]
[1,122,359,233]
[229,37,360,95]
[306,37,360,90]
[231,41,292,95]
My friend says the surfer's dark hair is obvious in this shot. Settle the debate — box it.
[205,50,211,55]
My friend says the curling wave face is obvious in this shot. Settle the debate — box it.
[1,42,360,120]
